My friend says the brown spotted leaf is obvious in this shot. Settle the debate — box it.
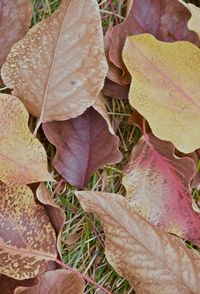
[15,270,85,294]
[43,98,122,189]
[1,0,107,129]
[0,94,52,185]
[36,183,65,257]
[109,0,200,83]
[76,191,200,294]
[0,0,32,70]
[0,182,57,280]
[122,133,200,245]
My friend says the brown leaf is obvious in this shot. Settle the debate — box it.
[43,98,122,189]
[76,191,200,294]
[0,182,57,280]
[0,275,37,294]
[1,0,107,129]
[15,270,85,294]
[123,133,200,245]
[0,94,52,185]
[102,78,129,100]
[36,183,65,256]
[109,0,200,84]
[0,0,32,70]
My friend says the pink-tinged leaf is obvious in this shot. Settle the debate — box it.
[109,0,200,83]
[43,100,122,189]
[123,133,200,245]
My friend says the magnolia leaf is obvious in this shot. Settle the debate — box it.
[178,0,200,38]
[0,94,52,185]
[0,275,37,294]
[0,182,57,280]
[43,98,122,188]
[122,133,200,245]
[15,270,85,294]
[109,0,200,84]
[76,191,200,294]
[36,183,65,256]
[123,33,200,153]
[1,0,107,129]
[0,0,32,70]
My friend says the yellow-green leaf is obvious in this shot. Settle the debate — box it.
[0,183,57,280]
[0,94,52,185]
[122,33,200,153]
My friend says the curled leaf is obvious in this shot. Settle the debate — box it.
[76,191,200,294]
[123,133,200,245]
[0,94,52,185]
[0,183,57,280]
[2,0,108,128]
[15,270,85,294]
[123,33,200,153]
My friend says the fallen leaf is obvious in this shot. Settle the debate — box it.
[122,133,200,245]
[43,98,122,189]
[15,270,85,294]
[0,182,57,280]
[1,0,108,129]
[123,33,200,153]
[76,191,200,294]
[178,1,200,38]
[0,94,52,185]
[36,183,65,256]
[102,78,129,100]
[110,0,200,84]
[0,0,32,70]
[0,275,37,294]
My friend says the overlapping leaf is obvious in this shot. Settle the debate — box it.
[76,191,200,294]
[0,94,52,185]
[15,270,85,294]
[122,133,200,245]
[109,0,200,84]
[123,33,200,153]
[0,0,32,70]
[0,275,37,294]
[1,0,108,129]
[0,182,57,280]
[43,97,122,188]
[179,0,200,37]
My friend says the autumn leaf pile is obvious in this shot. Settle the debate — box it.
[1,0,200,293]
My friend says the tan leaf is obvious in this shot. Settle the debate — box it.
[1,0,108,129]
[15,270,85,294]
[0,0,32,69]
[0,183,57,280]
[122,33,200,153]
[76,191,200,294]
[0,94,52,185]
[36,183,65,257]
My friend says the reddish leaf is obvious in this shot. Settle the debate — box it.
[43,101,122,188]
[102,78,129,100]
[123,133,200,245]
[0,275,37,294]
[15,270,85,294]
[109,0,200,83]
[0,0,32,70]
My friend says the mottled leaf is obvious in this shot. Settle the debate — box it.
[0,0,32,70]
[1,0,107,129]
[0,182,57,280]
[123,34,200,153]
[0,94,52,185]
[109,0,200,83]
[43,98,122,189]
[76,191,200,294]
[15,270,85,294]
[122,133,200,245]
[36,183,65,256]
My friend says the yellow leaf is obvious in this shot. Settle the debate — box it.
[0,183,57,280]
[122,33,200,153]
[0,94,52,185]
[1,0,107,130]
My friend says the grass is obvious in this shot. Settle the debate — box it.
[2,0,200,293]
